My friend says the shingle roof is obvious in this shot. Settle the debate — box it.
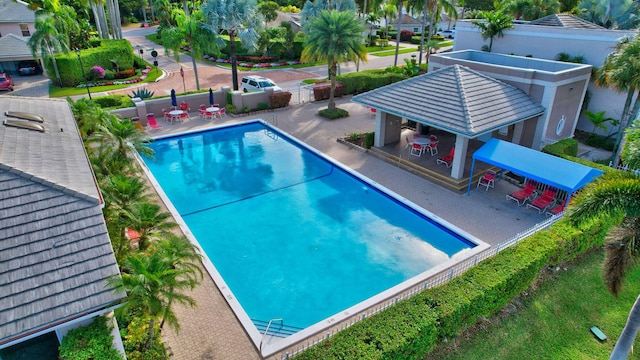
[0,0,34,23]
[0,34,33,60]
[395,13,422,25]
[0,97,123,345]
[352,65,546,138]
[0,97,102,204]
[528,14,605,29]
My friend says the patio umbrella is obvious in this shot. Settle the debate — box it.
[171,89,177,107]
[209,88,214,106]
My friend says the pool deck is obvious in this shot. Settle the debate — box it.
[155,97,548,360]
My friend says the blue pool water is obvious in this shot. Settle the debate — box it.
[141,121,476,331]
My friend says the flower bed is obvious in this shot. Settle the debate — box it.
[77,67,153,88]
[202,54,301,68]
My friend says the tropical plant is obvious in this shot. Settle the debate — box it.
[499,0,561,20]
[593,34,640,166]
[28,14,69,87]
[579,0,640,29]
[302,9,367,112]
[299,0,358,26]
[107,247,200,351]
[91,115,154,164]
[568,168,640,359]
[585,110,618,136]
[471,10,514,52]
[556,51,586,63]
[203,0,264,90]
[162,9,217,91]
[409,0,457,65]
[124,202,177,251]
[130,88,155,99]
[392,0,406,66]
[622,119,640,169]
[380,1,398,41]
[258,1,280,27]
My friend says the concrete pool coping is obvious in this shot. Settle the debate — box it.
[143,97,547,359]
[136,120,491,358]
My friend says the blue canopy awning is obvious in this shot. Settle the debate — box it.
[467,138,603,196]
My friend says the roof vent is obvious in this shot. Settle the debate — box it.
[5,111,45,123]
[3,119,46,132]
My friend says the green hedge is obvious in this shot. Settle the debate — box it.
[58,316,123,360]
[93,94,135,110]
[296,215,615,359]
[46,39,135,87]
[336,70,408,95]
[542,138,578,157]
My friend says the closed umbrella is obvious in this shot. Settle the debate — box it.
[171,89,177,107]
[209,88,214,106]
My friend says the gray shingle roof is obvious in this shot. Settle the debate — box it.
[352,65,546,138]
[0,97,102,204]
[0,34,32,60]
[528,14,605,29]
[0,97,123,345]
[0,0,34,23]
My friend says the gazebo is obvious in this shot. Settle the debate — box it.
[352,65,546,180]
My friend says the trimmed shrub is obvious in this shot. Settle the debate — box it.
[319,107,349,119]
[313,84,345,101]
[258,102,269,110]
[542,138,578,157]
[123,316,168,360]
[410,36,422,44]
[336,70,408,95]
[58,316,123,360]
[400,30,415,42]
[365,132,374,148]
[93,94,135,109]
[115,68,136,79]
[269,91,292,108]
[225,104,237,114]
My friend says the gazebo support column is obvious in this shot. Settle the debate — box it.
[450,135,469,180]
[373,111,385,148]
[374,112,402,148]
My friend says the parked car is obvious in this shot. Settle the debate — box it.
[438,30,455,39]
[17,60,42,76]
[0,73,13,91]
[240,75,282,93]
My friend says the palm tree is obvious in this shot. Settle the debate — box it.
[107,248,199,351]
[124,203,177,251]
[392,0,405,66]
[579,0,640,29]
[380,1,398,43]
[593,35,640,167]
[409,0,457,65]
[162,9,216,91]
[156,234,203,330]
[28,14,69,87]
[302,10,367,112]
[203,0,264,91]
[567,169,640,359]
[471,10,514,52]
[622,119,640,169]
[91,114,154,163]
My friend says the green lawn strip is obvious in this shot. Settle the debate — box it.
[144,33,161,45]
[365,45,397,53]
[369,48,417,57]
[425,249,640,360]
[49,68,163,98]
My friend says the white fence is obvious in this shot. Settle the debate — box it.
[272,213,564,359]
[285,84,316,105]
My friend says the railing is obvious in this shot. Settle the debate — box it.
[286,84,315,105]
[260,318,283,355]
[273,213,564,359]
[609,161,640,175]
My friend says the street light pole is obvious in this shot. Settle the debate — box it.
[75,48,92,100]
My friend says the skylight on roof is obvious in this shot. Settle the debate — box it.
[3,119,45,132]
[5,111,45,123]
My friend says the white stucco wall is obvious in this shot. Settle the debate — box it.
[0,22,34,37]
[453,20,639,135]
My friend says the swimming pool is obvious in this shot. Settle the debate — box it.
[138,120,489,355]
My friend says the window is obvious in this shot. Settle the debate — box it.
[19,24,30,37]
[556,115,566,136]
[413,27,419,33]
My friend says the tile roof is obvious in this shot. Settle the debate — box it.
[0,97,123,345]
[352,65,546,138]
[0,34,32,60]
[0,0,34,23]
[394,13,422,25]
[528,14,605,29]
[0,97,102,204]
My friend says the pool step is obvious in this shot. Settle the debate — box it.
[252,319,304,338]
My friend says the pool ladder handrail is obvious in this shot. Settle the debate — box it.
[259,318,283,355]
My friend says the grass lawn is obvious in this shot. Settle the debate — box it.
[424,249,640,360]
[49,68,163,98]
[365,45,396,53]
[370,47,417,57]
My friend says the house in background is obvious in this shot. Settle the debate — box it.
[0,97,126,358]
[453,15,638,135]
[393,13,424,34]
[0,0,37,73]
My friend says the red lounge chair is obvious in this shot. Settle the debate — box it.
[146,113,162,131]
[546,202,566,216]
[506,180,538,206]
[477,170,496,191]
[526,187,558,213]
[437,146,455,167]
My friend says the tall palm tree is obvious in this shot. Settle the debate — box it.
[471,10,514,52]
[107,248,199,351]
[203,0,264,91]
[28,14,69,87]
[568,170,640,359]
[392,0,405,66]
[91,114,154,163]
[410,0,457,65]
[302,10,367,112]
[380,1,398,42]
[162,9,216,91]
[593,35,640,167]
[124,203,177,251]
